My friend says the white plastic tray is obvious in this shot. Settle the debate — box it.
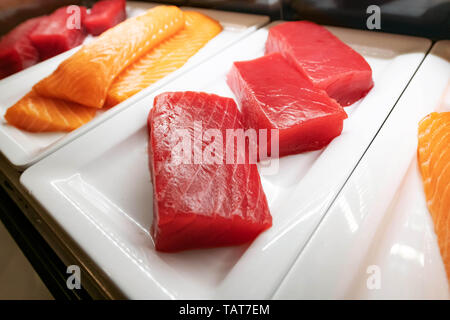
[275,41,450,299]
[21,22,431,299]
[0,2,269,169]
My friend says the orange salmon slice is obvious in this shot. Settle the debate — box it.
[417,112,450,280]
[33,5,185,108]
[105,11,222,107]
[4,91,97,132]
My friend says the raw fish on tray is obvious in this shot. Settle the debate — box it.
[148,91,272,252]
[84,0,127,36]
[4,6,224,134]
[266,21,373,106]
[29,6,88,60]
[4,91,96,132]
[34,5,185,108]
[227,52,347,157]
[106,11,222,107]
[0,17,44,79]
[418,112,450,280]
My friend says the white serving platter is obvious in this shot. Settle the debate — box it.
[21,22,431,299]
[0,2,269,169]
[274,41,450,299]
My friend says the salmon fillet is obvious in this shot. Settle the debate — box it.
[418,112,450,280]
[105,11,222,107]
[33,5,185,108]
[4,91,96,132]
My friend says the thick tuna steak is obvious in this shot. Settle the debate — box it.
[84,0,127,36]
[29,6,88,60]
[148,91,272,252]
[0,17,43,79]
[227,52,347,157]
[266,21,373,106]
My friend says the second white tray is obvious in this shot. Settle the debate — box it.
[275,41,450,300]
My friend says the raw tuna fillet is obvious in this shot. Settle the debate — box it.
[29,6,88,60]
[266,21,373,106]
[34,6,184,108]
[417,112,450,280]
[227,52,347,157]
[148,91,272,252]
[84,0,127,36]
[0,17,43,79]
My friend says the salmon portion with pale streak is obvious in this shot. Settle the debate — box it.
[105,11,222,107]
[4,91,96,132]
[418,112,450,280]
[34,6,185,108]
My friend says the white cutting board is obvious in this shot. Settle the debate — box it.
[0,1,269,169]
[275,41,450,300]
[20,22,431,299]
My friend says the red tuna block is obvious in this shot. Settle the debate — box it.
[148,91,272,252]
[266,21,373,106]
[227,52,347,157]
[84,0,126,36]
[0,17,43,79]
[29,6,88,60]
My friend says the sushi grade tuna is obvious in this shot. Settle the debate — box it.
[4,91,96,132]
[265,21,373,107]
[417,112,450,280]
[148,91,272,252]
[0,17,44,79]
[33,6,185,108]
[227,52,347,157]
[29,6,88,61]
[84,0,127,36]
[105,11,222,107]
